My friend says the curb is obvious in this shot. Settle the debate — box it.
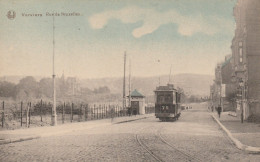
[211,114,260,154]
[0,135,41,145]
[0,123,111,145]
[114,116,150,124]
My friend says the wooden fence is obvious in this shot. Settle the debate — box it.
[0,100,154,130]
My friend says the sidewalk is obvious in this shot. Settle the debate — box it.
[0,114,154,145]
[211,111,260,153]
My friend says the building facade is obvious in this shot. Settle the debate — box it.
[221,55,236,111]
[127,89,145,115]
[211,55,236,112]
[212,63,222,108]
[231,0,260,119]
[67,77,81,96]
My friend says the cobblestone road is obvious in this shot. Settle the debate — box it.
[0,103,259,161]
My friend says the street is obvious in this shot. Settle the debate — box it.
[0,103,259,162]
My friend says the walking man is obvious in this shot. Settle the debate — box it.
[217,105,222,118]
[111,107,115,123]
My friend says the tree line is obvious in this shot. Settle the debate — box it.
[0,76,111,100]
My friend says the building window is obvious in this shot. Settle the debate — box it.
[239,48,243,56]
[243,26,246,33]
[239,41,243,47]
[240,57,243,63]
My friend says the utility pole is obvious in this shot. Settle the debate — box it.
[211,92,214,108]
[157,59,160,86]
[128,55,131,108]
[123,52,126,110]
[241,84,244,123]
[168,64,172,84]
[220,78,223,112]
[239,78,245,123]
[52,16,57,126]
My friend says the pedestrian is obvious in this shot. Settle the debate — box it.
[133,109,137,116]
[217,105,221,118]
[128,108,131,116]
[211,106,214,112]
[111,107,115,123]
[241,108,244,123]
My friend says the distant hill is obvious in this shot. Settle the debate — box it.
[1,73,213,97]
[80,73,214,97]
[0,75,44,84]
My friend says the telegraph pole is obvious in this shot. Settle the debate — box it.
[52,16,57,126]
[128,55,131,108]
[123,52,126,110]
[157,59,160,86]
[220,77,223,112]
[168,64,172,84]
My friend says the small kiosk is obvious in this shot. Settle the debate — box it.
[128,89,145,115]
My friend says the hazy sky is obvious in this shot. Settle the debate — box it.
[0,0,236,79]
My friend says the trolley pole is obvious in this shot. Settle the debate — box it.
[128,55,131,112]
[21,101,23,127]
[123,52,126,112]
[239,78,245,123]
[40,99,43,122]
[51,16,57,126]
[2,101,4,128]
[241,86,244,123]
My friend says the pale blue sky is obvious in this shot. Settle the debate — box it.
[0,0,237,78]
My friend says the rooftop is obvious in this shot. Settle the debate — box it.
[129,89,145,98]
[155,84,176,91]
[221,56,232,68]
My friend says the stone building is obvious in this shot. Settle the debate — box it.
[231,0,260,120]
[211,55,236,112]
[128,89,145,115]
[67,77,81,96]
[221,55,236,111]
[211,63,222,108]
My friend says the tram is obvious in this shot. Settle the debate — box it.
[154,84,181,121]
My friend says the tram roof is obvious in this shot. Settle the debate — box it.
[154,84,177,92]
[128,89,145,97]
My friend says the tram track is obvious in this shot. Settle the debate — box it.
[135,131,164,162]
[135,122,204,162]
[157,126,203,162]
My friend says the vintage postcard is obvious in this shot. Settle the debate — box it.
[0,0,260,161]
